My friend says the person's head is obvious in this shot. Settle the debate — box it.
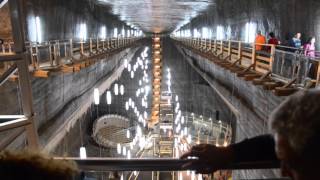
[307,37,316,44]
[257,31,262,35]
[0,39,3,45]
[295,33,301,39]
[269,32,275,38]
[0,150,78,180]
[269,89,320,180]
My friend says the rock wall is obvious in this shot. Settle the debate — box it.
[0,4,12,40]
[175,43,284,179]
[0,46,140,151]
[180,0,320,49]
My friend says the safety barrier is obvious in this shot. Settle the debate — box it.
[172,36,320,96]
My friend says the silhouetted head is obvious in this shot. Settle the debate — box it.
[270,89,320,180]
[269,32,275,38]
[307,37,316,44]
[257,30,262,35]
[0,151,78,180]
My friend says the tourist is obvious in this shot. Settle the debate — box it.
[304,37,316,58]
[290,33,302,49]
[268,32,280,46]
[255,30,266,51]
[181,89,320,180]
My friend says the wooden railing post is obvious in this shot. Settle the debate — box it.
[96,37,99,52]
[220,40,223,54]
[89,38,93,54]
[316,62,320,86]
[228,40,231,57]
[8,42,12,53]
[213,39,217,53]
[251,43,256,70]
[80,40,84,55]
[69,39,73,57]
[238,41,242,65]
[270,45,276,73]
[49,43,54,67]
[63,42,67,58]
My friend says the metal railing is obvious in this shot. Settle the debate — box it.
[171,36,320,88]
[55,157,280,172]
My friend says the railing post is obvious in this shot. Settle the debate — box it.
[49,44,54,67]
[69,39,73,58]
[102,40,105,50]
[251,43,256,70]
[213,39,217,53]
[8,42,12,53]
[96,37,99,52]
[228,40,231,57]
[270,45,276,73]
[316,62,320,86]
[80,40,84,55]
[238,41,242,65]
[1,44,4,53]
[220,40,223,54]
[64,42,67,58]
[89,38,93,54]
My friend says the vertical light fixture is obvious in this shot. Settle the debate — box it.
[120,85,124,95]
[94,88,100,105]
[100,26,106,40]
[106,91,112,105]
[113,28,118,38]
[79,147,87,159]
[117,143,121,154]
[114,83,119,96]
[79,23,87,41]
[35,16,42,43]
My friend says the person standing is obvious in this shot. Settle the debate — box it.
[255,30,266,51]
[304,37,316,58]
[291,33,302,49]
[268,32,280,46]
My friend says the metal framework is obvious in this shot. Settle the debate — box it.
[0,0,39,149]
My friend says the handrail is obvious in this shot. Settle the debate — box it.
[172,36,320,88]
[54,157,280,172]
[1,36,142,73]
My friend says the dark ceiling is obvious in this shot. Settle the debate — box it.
[95,0,214,33]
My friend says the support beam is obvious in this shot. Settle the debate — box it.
[9,0,39,149]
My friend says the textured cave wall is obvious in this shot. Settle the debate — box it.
[175,43,283,179]
[0,4,12,40]
[0,46,140,150]
[0,0,133,43]
[182,0,320,49]
[24,0,131,41]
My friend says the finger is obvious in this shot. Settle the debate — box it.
[181,162,194,170]
[180,151,193,159]
[191,144,208,151]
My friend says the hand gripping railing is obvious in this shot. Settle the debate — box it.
[54,158,280,172]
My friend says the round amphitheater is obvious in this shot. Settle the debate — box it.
[92,115,133,148]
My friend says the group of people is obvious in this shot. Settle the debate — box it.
[254,31,317,58]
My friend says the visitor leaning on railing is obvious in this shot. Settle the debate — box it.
[181,89,320,180]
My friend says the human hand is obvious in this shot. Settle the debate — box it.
[180,144,234,174]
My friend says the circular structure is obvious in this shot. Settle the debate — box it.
[92,115,133,148]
